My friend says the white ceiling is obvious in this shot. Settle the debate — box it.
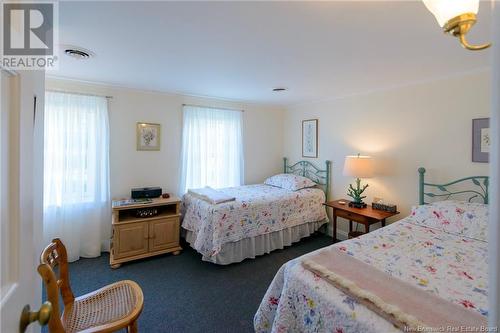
[52,1,492,106]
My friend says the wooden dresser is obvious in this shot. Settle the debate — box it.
[110,196,182,268]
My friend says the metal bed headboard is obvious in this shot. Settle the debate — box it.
[418,167,489,205]
[283,157,331,200]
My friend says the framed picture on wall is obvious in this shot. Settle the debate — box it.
[302,119,318,158]
[472,118,490,163]
[137,122,161,151]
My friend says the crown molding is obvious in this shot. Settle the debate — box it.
[286,67,491,109]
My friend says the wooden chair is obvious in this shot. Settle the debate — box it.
[39,238,144,333]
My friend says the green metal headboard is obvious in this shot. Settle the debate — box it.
[283,157,331,200]
[418,167,489,205]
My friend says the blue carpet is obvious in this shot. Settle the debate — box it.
[43,233,331,333]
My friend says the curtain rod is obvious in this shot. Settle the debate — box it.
[182,103,244,112]
[46,89,113,99]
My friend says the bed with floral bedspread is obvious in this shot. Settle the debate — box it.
[254,200,489,332]
[182,184,328,263]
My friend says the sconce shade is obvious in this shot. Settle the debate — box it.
[423,0,479,27]
[343,155,374,179]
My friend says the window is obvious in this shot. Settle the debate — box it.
[44,92,109,207]
[43,91,110,261]
[179,105,244,194]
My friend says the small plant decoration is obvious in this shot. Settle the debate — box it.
[347,178,369,204]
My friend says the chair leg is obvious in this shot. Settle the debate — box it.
[128,320,138,333]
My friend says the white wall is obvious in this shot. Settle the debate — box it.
[48,70,490,239]
[46,78,285,199]
[283,71,490,237]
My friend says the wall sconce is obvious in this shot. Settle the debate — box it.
[423,0,491,51]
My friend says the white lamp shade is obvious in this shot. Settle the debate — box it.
[343,155,374,178]
[423,0,479,27]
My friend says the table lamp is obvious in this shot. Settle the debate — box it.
[343,154,374,208]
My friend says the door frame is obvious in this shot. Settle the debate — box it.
[0,68,20,313]
[489,1,500,329]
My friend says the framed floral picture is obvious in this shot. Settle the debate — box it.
[137,122,161,151]
[302,119,318,158]
[472,118,489,163]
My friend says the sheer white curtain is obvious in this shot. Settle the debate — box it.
[43,91,110,262]
[179,105,244,194]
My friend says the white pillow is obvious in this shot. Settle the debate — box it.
[264,173,316,191]
[410,200,488,241]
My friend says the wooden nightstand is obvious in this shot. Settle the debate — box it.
[324,199,399,242]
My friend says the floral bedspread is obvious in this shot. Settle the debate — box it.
[181,184,327,258]
[254,215,488,333]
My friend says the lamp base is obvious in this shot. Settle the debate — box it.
[348,201,367,209]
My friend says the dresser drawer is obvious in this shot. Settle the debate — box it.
[336,209,369,223]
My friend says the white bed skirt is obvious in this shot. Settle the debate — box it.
[183,219,328,265]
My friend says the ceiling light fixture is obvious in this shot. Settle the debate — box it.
[272,87,287,92]
[423,0,491,51]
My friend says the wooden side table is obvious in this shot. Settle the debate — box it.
[324,199,400,242]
